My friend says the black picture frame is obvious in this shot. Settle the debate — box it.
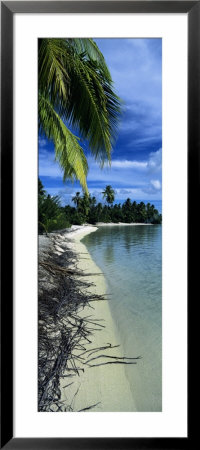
[0,1,197,449]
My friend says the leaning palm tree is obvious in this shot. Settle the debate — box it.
[39,38,121,192]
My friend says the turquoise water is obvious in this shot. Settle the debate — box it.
[82,225,162,411]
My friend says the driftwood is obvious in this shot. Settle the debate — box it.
[40,261,103,277]
[38,233,140,412]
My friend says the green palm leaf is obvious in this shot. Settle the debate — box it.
[39,93,88,192]
[70,38,112,80]
[56,50,120,162]
[39,38,121,190]
[39,38,70,103]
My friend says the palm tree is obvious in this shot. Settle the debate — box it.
[39,38,121,192]
[88,195,97,208]
[72,191,81,207]
[137,201,147,223]
[122,198,133,222]
[79,193,91,218]
[102,185,115,205]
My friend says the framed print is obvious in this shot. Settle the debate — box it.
[1,1,198,449]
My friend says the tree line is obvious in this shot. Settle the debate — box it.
[39,179,162,234]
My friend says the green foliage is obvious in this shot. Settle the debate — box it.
[39,180,162,233]
[102,185,115,205]
[39,38,121,191]
[38,179,71,234]
[65,187,162,226]
[39,95,88,191]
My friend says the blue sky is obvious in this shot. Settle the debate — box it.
[39,38,162,205]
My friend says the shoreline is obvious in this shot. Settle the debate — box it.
[96,222,153,226]
[58,225,137,412]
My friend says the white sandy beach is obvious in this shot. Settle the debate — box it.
[54,225,137,412]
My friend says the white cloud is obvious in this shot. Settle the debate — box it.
[114,187,161,201]
[39,145,162,202]
[39,149,63,178]
[142,178,162,197]
[111,160,147,169]
[44,183,162,205]
[98,149,161,173]
[115,187,142,196]
[96,39,162,118]
[147,148,162,173]
[86,149,161,186]
[150,179,161,190]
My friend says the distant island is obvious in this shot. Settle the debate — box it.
[39,179,162,234]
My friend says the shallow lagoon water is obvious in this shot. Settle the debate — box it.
[82,225,162,411]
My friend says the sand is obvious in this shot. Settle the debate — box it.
[57,225,137,412]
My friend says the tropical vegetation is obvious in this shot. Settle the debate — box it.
[39,180,162,233]
[38,179,70,234]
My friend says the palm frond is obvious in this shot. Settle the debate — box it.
[38,93,88,192]
[70,38,112,80]
[58,51,121,163]
[39,38,122,189]
[39,39,70,105]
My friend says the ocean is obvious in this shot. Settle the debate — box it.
[82,224,162,411]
